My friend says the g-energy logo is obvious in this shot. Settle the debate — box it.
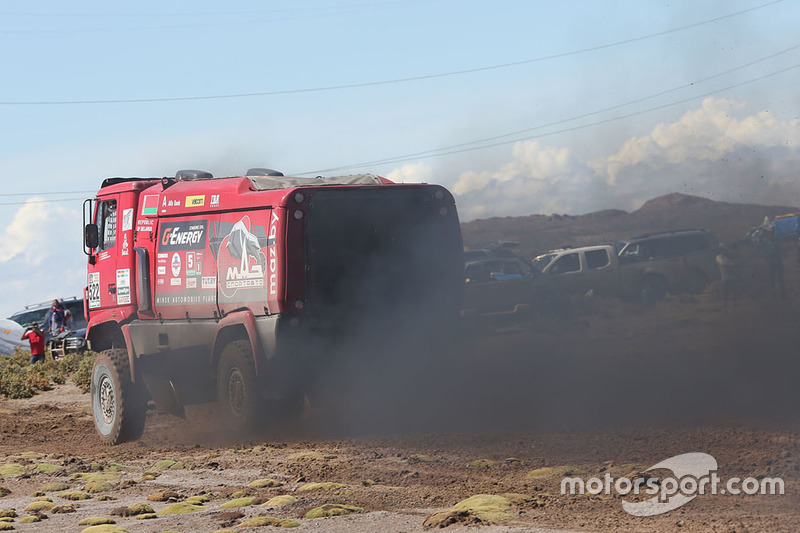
[159,222,207,251]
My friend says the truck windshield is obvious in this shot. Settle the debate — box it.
[531,253,556,272]
[8,309,48,326]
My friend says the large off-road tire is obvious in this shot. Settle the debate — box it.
[91,349,147,445]
[217,340,259,432]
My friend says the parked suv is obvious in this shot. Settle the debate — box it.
[8,297,88,354]
[617,229,720,298]
[533,229,720,302]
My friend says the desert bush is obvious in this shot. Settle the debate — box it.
[72,352,95,393]
[0,348,35,398]
[25,365,52,392]
[0,348,95,398]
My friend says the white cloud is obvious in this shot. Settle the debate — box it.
[0,198,85,318]
[386,162,432,183]
[0,198,80,264]
[446,98,800,221]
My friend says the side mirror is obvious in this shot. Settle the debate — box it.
[84,223,99,250]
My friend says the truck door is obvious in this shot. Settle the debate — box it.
[546,251,583,295]
[87,193,137,313]
[582,248,617,296]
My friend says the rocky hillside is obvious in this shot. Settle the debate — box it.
[461,192,798,258]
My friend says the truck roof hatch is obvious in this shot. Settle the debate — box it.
[246,168,284,177]
[175,169,214,181]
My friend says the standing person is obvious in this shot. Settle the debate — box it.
[44,299,65,337]
[761,228,785,297]
[716,246,737,307]
[20,321,46,364]
[63,306,73,332]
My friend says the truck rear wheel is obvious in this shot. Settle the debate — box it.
[91,349,147,445]
[217,340,258,432]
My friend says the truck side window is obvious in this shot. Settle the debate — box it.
[586,249,610,269]
[550,253,580,274]
[621,243,649,261]
[501,260,522,275]
[98,200,117,251]
[465,263,490,283]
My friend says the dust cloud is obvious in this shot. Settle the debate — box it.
[295,215,800,439]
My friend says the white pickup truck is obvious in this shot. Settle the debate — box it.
[532,230,720,301]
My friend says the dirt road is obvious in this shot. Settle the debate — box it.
[1,280,799,532]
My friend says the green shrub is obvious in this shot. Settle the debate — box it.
[72,353,95,393]
[0,348,96,398]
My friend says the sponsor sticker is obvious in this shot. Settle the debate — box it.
[116,268,131,305]
[136,219,155,232]
[142,195,159,216]
[187,251,203,276]
[171,252,181,277]
[186,251,196,275]
[155,293,215,305]
[159,221,207,251]
[268,211,279,296]
[210,194,220,207]
[87,272,101,308]
[201,276,217,289]
[161,197,180,211]
[122,208,134,232]
[218,215,267,298]
[157,266,166,275]
[185,195,205,207]
[170,278,182,286]
[186,278,197,289]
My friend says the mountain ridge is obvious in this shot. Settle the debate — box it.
[461,192,798,257]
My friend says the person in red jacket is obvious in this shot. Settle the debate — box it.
[21,321,46,364]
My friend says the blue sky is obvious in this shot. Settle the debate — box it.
[1,0,799,316]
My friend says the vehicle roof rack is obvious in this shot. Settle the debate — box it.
[626,228,706,240]
[23,296,82,309]
[101,177,159,188]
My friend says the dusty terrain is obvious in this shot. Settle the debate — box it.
[1,194,799,532]
[1,275,799,531]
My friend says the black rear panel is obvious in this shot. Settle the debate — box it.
[304,186,463,328]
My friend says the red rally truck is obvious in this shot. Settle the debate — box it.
[83,169,463,444]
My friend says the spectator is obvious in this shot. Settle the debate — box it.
[44,299,65,337]
[20,321,46,364]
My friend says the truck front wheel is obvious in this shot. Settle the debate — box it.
[91,349,147,445]
[217,340,258,432]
